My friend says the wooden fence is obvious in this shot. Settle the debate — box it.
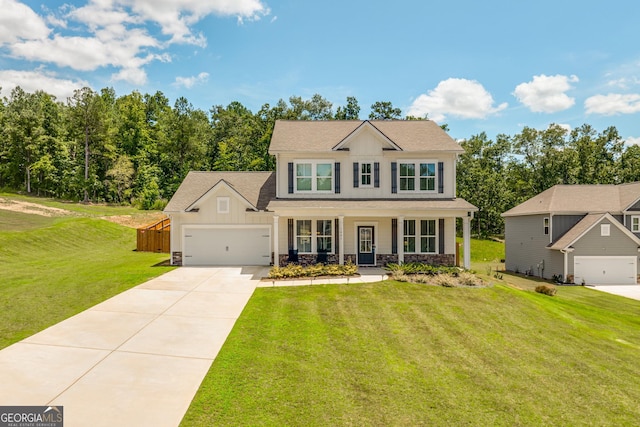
[137,217,170,253]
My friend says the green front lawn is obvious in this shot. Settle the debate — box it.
[0,200,172,349]
[182,281,640,426]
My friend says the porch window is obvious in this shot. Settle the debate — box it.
[404,220,416,252]
[317,220,332,252]
[632,216,640,233]
[420,220,436,253]
[296,220,312,253]
[361,163,372,186]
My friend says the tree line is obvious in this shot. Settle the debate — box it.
[1,86,636,235]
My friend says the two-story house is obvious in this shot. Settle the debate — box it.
[164,120,477,269]
[502,183,640,285]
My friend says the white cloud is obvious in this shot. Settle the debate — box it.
[513,74,579,113]
[624,136,640,146]
[607,77,640,90]
[407,78,507,122]
[173,72,210,89]
[584,93,640,115]
[2,0,269,85]
[0,69,89,100]
[0,0,50,44]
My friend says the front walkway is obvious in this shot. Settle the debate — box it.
[0,266,389,426]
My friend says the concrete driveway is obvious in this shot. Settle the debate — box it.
[0,266,267,427]
[591,285,640,301]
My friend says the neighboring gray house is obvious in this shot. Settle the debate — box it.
[502,183,640,285]
[164,120,477,268]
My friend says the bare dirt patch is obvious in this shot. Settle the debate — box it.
[101,212,167,229]
[0,197,74,217]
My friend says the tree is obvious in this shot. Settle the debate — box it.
[369,101,401,120]
[334,96,360,120]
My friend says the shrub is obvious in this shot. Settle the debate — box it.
[535,285,557,296]
[268,261,358,279]
[432,274,457,288]
[458,271,483,287]
[385,262,459,276]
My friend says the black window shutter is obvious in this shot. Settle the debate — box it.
[288,219,294,250]
[353,162,359,188]
[392,218,398,254]
[438,162,444,194]
[391,162,397,194]
[374,162,380,188]
[438,218,445,254]
[335,162,341,193]
[288,162,294,194]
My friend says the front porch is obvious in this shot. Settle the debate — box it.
[271,211,472,269]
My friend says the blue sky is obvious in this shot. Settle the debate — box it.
[1,0,640,143]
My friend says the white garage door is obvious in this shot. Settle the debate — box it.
[183,226,271,266]
[574,256,637,285]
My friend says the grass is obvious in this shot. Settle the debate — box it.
[182,280,640,426]
[0,195,173,349]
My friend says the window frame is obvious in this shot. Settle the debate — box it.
[404,218,437,254]
[601,223,610,237]
[398,160,437,193]
[295,219,334,254]
[295,160,334,193]
[360,162,373,187]
[632,216,640,233]
[217,197,230,214]
[316,219,333,253]
[543,217,549,235]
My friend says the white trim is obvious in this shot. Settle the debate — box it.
[601,223,611,236]
[359,162,373,187]
[631,215,640,233]
[294,160,334,193]
[294,218,336,254]
[402,218,438,254]
[397,160,438,193]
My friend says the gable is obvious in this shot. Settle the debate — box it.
[548,213,640,250]
[332,121,401,153]
[185,180,255,213]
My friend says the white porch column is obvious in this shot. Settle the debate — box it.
[339,215,344,265]
[273,215,279,267]
[398,216,404,264]
[463,215,471,269]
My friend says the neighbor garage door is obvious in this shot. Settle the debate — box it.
[183,226,271,266]
[574,256,637,285]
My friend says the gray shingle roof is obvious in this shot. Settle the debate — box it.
[268,120,463,153]
[164,171,275,212]
[502,182,640,217]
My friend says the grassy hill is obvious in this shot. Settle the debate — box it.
[0,194,173,348]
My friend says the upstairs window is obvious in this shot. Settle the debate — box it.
[295,161,333,192]
[399,162,437,192]
[361,163,372,186]
[543,217,549,235]
[632,216,640,233]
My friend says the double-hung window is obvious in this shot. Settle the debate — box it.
[296,219,333,253]
[632,216,640,233]
[543,217,549,235]
[361,163,372,186]
[317,220,332,252]
[404,219,437,253]
[399,161,436,192]
[296,161,333,192]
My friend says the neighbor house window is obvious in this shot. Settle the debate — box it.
[632,216,640,233]
[404,220,416,252]
[601,223,610,236]
[399,161,436,192]
[295,162,333,192]
[361,163,372,186]
[296,220,312,253]
[420,220,436,253]
[217,197,230,214]
[317,220,333,252]
[543,217,549,235]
